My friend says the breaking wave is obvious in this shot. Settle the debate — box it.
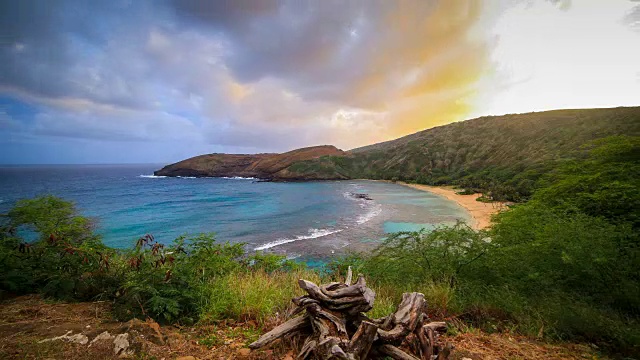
[356,204,382,224]
[222,176,256,180]
[139,175,198,179]
[254,228,344,251]
[138,175,167,178]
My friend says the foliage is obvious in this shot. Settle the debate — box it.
[8,195,97,244]
[113,233,245,324]
[486,205,639,312]
[243,251,305,273]
[533,136,640,227]
[0,196,115,300]
[362,222,490,286]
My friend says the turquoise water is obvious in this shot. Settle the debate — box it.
[0,165,471,257]
[383,222,438,233]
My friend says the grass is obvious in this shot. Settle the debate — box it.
[200,269,322,326]
[363,280,456,320]
[196,268,458,330]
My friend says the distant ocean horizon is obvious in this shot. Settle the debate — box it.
[0,164,471,259]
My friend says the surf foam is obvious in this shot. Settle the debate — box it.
[254,228,343,251]
[138,175,167,178]
[222,176,256,180]
[356,204,382,224]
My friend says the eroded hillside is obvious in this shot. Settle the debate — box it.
[154,145,347,180]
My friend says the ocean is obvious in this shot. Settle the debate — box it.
[0,164,471,259]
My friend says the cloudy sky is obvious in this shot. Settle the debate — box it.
[1,0,639,164]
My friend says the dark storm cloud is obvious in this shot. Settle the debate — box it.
[0,0,226,147]
[169,0,447,106]
[0,0,151,108]
[8,0,605,163]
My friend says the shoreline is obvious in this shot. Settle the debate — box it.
[381,181,508,230]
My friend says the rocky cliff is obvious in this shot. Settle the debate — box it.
[154,145,347,180]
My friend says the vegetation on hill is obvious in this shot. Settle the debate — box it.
[293,107,640,201]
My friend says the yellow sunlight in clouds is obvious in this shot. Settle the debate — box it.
[349,0,489,143]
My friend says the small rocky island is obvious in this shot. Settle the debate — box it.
[154,145,350,181]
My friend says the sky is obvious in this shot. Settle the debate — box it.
[1,0,639,164]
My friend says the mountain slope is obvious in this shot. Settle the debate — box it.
[156,107,640,199]
[154,145,347,180]
[285,107,640,200]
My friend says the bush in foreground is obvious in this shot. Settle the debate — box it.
[0,196,314,326]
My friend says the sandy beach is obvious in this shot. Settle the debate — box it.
[394,182,507,230]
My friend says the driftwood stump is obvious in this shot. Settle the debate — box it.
[249,269,452,359]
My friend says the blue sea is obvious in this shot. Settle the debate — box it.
[0,164,471,258]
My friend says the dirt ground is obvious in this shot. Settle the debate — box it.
[0,295,606,359]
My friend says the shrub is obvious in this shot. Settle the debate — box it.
[363,222,491,287]
[0,196,115,301]
[114,233,245,324]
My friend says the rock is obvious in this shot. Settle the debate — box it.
[123,318,166,345]
[237,348,251,358]
[89,331,114,347]
[349,192,373,200]
[113,333,131,356]
[67,333,89,345]
[38,330,89,345]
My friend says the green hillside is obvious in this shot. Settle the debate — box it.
[292,107,640,201]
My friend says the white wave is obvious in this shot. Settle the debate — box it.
[356,204,382,224]
[138,174,167,178]
[222,176,256,180]
[176,176,197,179]
[254,228,343,251]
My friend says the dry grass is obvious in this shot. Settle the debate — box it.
[447,331,605,360]
[0,295,609,360]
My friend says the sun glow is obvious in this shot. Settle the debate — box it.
[471,0,640,118]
